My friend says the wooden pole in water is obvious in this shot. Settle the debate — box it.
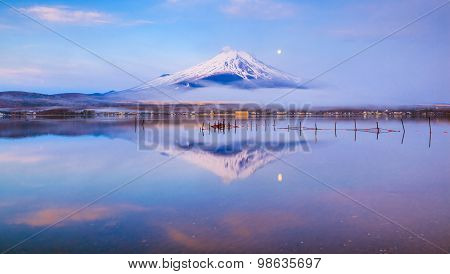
[376,121,379,140]
[428,117,432,134]
[334,121,337,137]
[299,120,302,136]
[314,122,318,139]
[428,117,432,148]
[315,124,318,143]
[401,119,405,132]
[354,120,357,131]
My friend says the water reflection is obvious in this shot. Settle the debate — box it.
[0,118,410,183]
[0,117,448,253]
[168,140,308,182]
[1,118,312,183]
[10,204,147,227]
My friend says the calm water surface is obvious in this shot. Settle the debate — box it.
[0,117,449,253]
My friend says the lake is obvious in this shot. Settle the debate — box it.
[0,117,449,253]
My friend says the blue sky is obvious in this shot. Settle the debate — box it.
[0,0,449,104]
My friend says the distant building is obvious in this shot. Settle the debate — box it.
[235,111,249,118]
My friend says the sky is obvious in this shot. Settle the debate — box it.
[0,0,449,105]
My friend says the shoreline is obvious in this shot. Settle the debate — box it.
[1,103,449,119]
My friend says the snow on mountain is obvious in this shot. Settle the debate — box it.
[128,48,302,91]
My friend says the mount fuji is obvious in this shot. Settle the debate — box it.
[126,48,303,92]
[0,48,306,109]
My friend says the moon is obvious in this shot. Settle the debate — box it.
[276,49,282,55]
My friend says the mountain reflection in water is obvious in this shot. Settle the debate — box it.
[0,117,449,253]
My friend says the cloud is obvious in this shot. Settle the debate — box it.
[120,19,155,27]
[222,0,297,19]
[0,67,45,78]
[0,67,49,87]
[0,67,47,85]
[20,6,113,24]
[17,6,154,27]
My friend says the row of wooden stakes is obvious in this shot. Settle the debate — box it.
[199,119,429,134]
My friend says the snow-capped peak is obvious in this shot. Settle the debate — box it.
[195,48,286,80]
[130,48,302,90]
